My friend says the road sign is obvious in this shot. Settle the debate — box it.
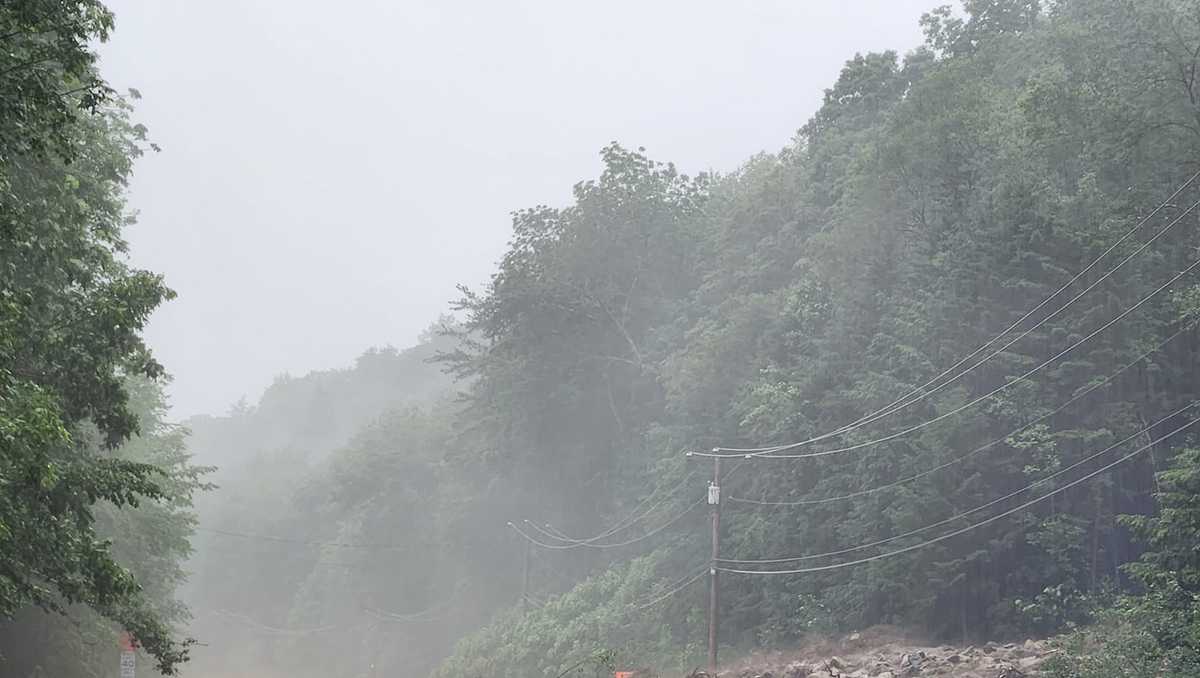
[119,632,136,678]
[120,651,135,678]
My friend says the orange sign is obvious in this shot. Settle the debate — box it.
[118,631,136,652]
[615,672,635,678]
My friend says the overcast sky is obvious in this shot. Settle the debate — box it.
[97,0,935,418]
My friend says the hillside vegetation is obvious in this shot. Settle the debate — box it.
[11,1,1200,676]
[179,2,1200,677]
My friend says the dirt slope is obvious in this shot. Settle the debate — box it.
[711,627,1055,678]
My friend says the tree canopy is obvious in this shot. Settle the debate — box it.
[0,0,192,673]
[12,0,1200,676]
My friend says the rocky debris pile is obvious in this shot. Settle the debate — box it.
[707,630,1057,678]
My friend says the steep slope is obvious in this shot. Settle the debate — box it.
[179,329,458,677]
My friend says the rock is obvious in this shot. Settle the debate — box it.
[784,661,809,678]
[829,657,847,670]
[849,632,862,642]
[1018,655,1043,670]
[896,653,922,677]
[945,654,962,664]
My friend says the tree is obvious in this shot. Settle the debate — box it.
[1119,445,1200,671]
[0,377,211,678]
[0,1,190,672]
[0,0,114,166]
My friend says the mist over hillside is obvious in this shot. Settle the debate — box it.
[4,2,1200,678]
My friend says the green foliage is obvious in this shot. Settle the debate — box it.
[181,331,463,678]
[175,1,1200,675]
[432,553,706,678]
[0,0,115,165]
[439,0,1200,672]
[0,377,211,678]
[1045,446,1200,677]
[0,1,193,673]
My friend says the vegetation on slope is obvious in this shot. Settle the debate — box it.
[0,1,198,672]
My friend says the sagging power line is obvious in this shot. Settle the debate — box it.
[718,401,1196,565]
[523,471,698,545]
[708,173,1200,455]
[196,526,409,551]
[716,416,1198,575]
[726,325,1189,507]
[693,240,1200,460]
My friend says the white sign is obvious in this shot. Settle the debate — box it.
[120,650,136,678]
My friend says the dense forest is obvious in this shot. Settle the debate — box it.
[5,1,1200,677]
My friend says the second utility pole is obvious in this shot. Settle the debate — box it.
[707,456,721,675]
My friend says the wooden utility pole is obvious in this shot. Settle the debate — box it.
[707,457,721,674]
[521,540,532,613]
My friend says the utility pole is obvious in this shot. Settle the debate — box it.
[521,540,531,613]
[707,457,721,675]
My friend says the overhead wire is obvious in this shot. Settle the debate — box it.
[716,416,1199,575]
[714,197,1199,457]
[211,609,367,637]
[508,461,746,551]
[624,567,709,613]
[715,184,1200,455]
[524,471,698,545]
[708,174,1200,455]
[718,401,1196,564]
[508,497,705,550]
[362,584,464,623]
[695,240,1200,460]
[726,325,1190,507]
[195,526,410,551]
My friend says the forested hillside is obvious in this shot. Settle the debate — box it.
[434,1,1200,673]
[7,0,1200,677]
[172,2,1200,677]
[179,329,460,677]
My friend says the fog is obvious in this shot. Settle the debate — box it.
[9,2,1200,677]
[97,0,931,418]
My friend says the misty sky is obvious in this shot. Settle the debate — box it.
[97,0,935,418]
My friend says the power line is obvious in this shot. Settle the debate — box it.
[695,245,1200,460]
[364,595,460,625]
[625,568,708,613]
[524,471,698,545]
[508,498,705,550]
[363,584,463,623]
[509,463,746,551]
[211,609,368,637]
[726,326,1189,507]
[716,416,1198,575]
[715,198,1200,457]
[195,526,408,550]
[709,175,1200,455]
[718,401,1195,564]
[716,186,1200,455]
